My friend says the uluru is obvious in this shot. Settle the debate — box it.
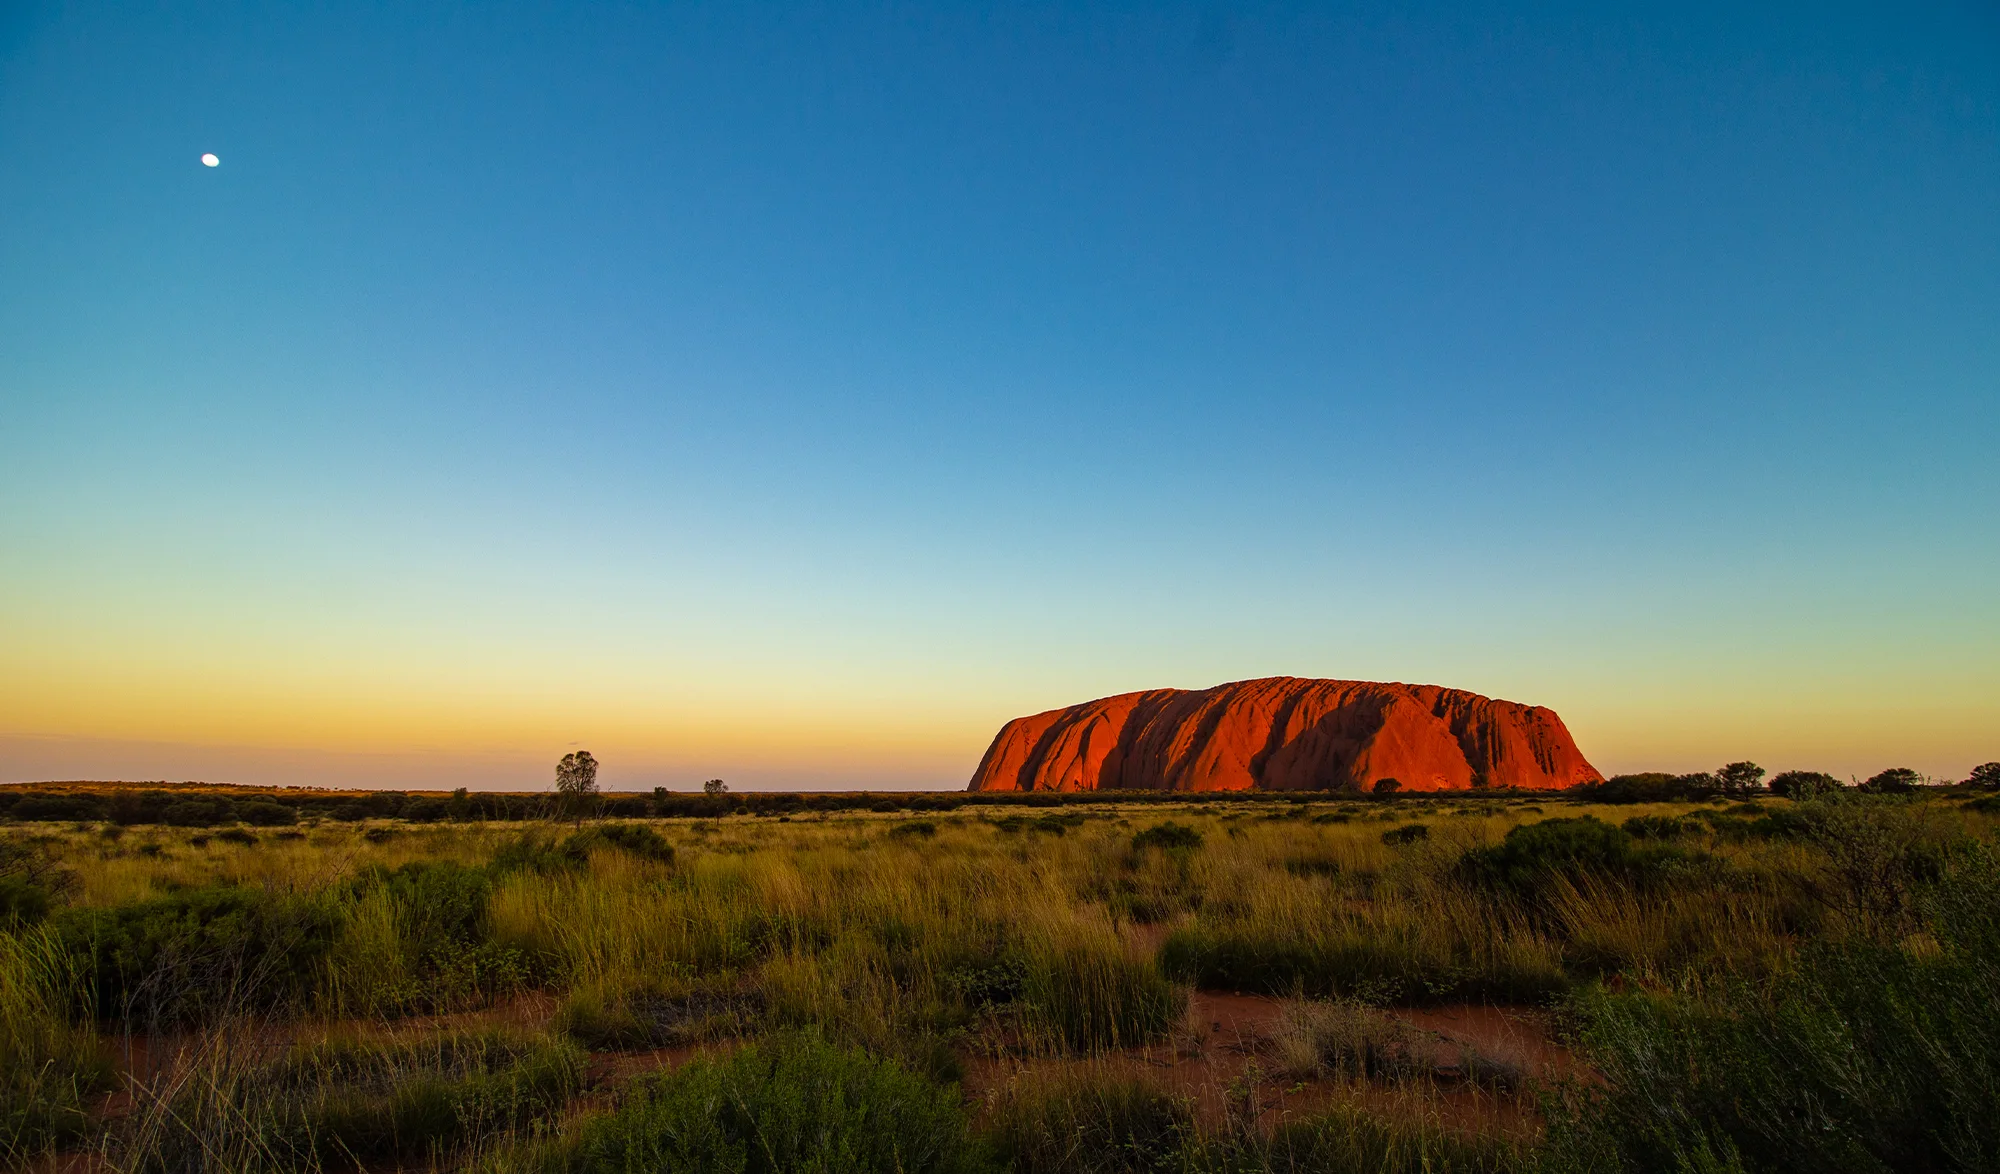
[967,677,1602,793]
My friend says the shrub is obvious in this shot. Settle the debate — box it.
[0,875,54,931]
[237,801,298,827]
[1373,778,1403,796]
[542,1033,984,1174]
[0,841,67,932]
[54,886,339,1026]
[402,797,452,822]
[570,823,676,864]
[1458,817,1693,901]
[342,861,531,1014]
[1620,814,1693,840]
[1861,767,1922,794]
[1967,762,2000,789]
[1583,773,1717,804]
[6,796,109,822]
[1159,919,1567,1007]
[889,820,939,839]
[988,1070,1195,1174]
[1381,824,1430,846]
[1769,770,1842,801]
[555,982,762,1050]
[491,831,592,875]
[1131,823,1202,853]
[160,799,234,827]
[1545,849,2000,1173]
[1270,999,1421,1082]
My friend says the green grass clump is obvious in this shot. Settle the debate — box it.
[1257,1104,1523,1173]
[126,1029,584,1173]
[1543,846,2000,1174]
[0,928,113,1161]
[1022,934,1184,1052]
[1131,822,1203,853]
[555,978,762,1050]
[511,1032,985,1174]
[1457,816,1699,900]
[988,1070,1196,1174]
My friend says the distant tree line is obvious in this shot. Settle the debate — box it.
[2,761,1993,827]
[1577,760,1999,803]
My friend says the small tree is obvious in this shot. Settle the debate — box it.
[1716,761,1766,796]
[1859,767,1920,794]
[1966,762,2000,790]
[703,778,728,795]
[1372,778,1402,796]
[555,750,600,824]
[1769,770,1841,801]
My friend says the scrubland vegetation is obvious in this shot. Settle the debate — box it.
[2,780,1997,1172]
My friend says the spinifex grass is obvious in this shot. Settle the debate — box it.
[0,791,1993,1171]
[119,1028,585,1174]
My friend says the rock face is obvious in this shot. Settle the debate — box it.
[967,677,1601,793]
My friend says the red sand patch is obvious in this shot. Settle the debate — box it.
[965,991,1568,1138]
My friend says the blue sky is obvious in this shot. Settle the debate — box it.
[2,1,1996,789]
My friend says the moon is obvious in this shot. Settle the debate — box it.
[200,153,219,167]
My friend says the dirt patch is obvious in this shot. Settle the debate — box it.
[964,991,1569,1138]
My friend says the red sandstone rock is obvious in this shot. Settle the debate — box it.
[966,677,1601,793]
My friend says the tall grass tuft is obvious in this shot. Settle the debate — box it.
[1543,844,2000,1174]
[0,926,113,1160]
[987,1069,1198,1174]
[497,1031,986,1174]
[1020,924,1185,1053]
[119,1029,584,1173]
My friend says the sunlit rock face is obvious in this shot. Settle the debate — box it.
[967,677,1602,793]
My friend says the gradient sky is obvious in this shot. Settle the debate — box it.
[3,2,1996,790]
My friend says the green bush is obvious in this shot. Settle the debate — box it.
[1620,814,1694,840]
[541,1033,985,1174]
[344,860,533,1014]
[1381,824,1429,846]
[1861,767,1922,794]
[0,839,66,930]
[1458,817,1697,903]
[1581,773,1718,803]
[988,1071,1194,1174]
[237,801,298,827]
[555,983,762,1050]
[1131,823,1202,853]
[159,799,234,827]
[54,885,338,1026]
[571,822,676,864]
[1543,847,2000,1174]
[1768,770,1842,801]
[1159,922,1566,1006]
[0,876,53,930]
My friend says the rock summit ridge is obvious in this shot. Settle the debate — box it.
[966,676,1601,793]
